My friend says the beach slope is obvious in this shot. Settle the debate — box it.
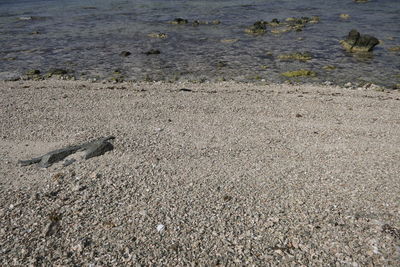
[0,80,399,265]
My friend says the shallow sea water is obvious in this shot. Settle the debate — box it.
[0,0,399,86]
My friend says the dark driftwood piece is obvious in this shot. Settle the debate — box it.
[19,136,115,168]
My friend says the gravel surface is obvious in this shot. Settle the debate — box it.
[0,80,399,265]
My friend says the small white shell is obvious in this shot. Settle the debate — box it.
[156,224,165,233]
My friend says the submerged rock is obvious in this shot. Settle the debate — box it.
[268,18,280,26]
[245,16,319,36]
[192,20,220,26]
[45,68,68,78]
[340,14,350,20]
[340,29,379,52]
[282,69,317,77]
[270,27,291,34]
[119,51,131,57]
[216,61,228,68]
[148,32,168,39]
[220,38,239,43]
[170,18,188,25]
[26,69,42,80]
[245,21,267,35]
[323,65,337,71]
[26,69,40,75]
[278,52,312,61]
[388,46,400,52]
[145,49,161,55]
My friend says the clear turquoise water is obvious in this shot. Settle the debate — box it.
[0,0,399,87]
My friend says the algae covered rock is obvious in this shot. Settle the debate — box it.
[148,32,168,39]
[119,51,131,57]
[109,69,125,83]
[43,68,71,79]
[246,16,319,36]
[26,69,42,80]
[268,18,280,26]
[26,69,40,76]
[340,29,379,52]
[323,65,337,71]
[278,52,312,61]
[245,21,267,35]
[282,69,317,77]
[388,46,400,52]
[220,39,239,43]
[271,27,291,34]
[170,18,188,24]
[340,14,350,19]
[47,68,68,76]
[144,49,161,55]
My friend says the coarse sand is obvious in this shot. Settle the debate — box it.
[0,80,399,265]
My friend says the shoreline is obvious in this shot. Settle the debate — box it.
[1,80,399,265]
[0,74,397,91]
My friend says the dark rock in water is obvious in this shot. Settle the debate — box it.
[26,69,40,75]
[145,49,161,55]
[45,68,68,78]
[245,21,267,35]
[19,136,115,168]
[26,69,42,80]
[340,29,379,52]
[269,18,280,26]
[119,51,131,57]
[170,18,188,25]
[50,68,68,75]
[216,61,228,68]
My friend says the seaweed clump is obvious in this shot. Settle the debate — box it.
[245,21,267,35]
[278,52,313,61]
[282,69,317,77]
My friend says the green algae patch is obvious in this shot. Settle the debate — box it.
[169,18,188,24]
[26,69,40,76]
[278,52,312,61]
[270,27,291,34]
[148,32,168,39]
[26,69,42,80]
[340,14,350,20]
[323,65,337,71]
[282,69,317,77]
[220,38,239,43]
[245,21,267,35]
[388,46,400,52]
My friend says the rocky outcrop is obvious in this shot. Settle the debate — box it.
[340,29,379,52]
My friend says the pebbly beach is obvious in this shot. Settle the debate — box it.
[1,0,400,265]
[0,80,399,265]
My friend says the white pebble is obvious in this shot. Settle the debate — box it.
[156,224,165,233]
